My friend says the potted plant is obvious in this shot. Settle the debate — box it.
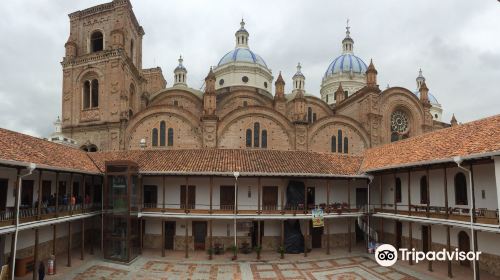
[254,245,262,260]
[278,246,285,259]
[230,245,238,260]
[214,243,224,255]
[207,247,214,260]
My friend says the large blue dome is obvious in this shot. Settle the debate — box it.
[218,47,268,68]
[324,54,367,77]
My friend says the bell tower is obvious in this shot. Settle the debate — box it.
[61,0,146,151]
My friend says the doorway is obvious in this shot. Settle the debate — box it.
[21,180,34,207]
[395,221,402,249]
[458,231,471,267]
[164,221,175,250]
[306,187,315,208]
[356,188,368,208]
[251,221,264,248]
[262,186,278,210]
[180,185,196,209]
[310,221,323,248]
[0,179,7,211]
[192,221,207,250]
[42,180,51,203]
[421,225,429,252]
[220,186,235,210]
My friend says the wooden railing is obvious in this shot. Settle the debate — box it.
[373,203,499,225]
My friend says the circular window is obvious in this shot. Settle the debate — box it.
[242,76,249,83]
[264,82,268,88]
[219,79,224,86]
[391,110,409,134]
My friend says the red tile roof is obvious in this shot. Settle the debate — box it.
[88,149,365,177]
[0,128,100,173]
[361,114,500,172]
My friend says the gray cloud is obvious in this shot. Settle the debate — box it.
[0,0,499,137]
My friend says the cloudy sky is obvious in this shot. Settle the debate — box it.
[0,0,499,137]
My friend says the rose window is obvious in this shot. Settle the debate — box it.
[391,110,409,134]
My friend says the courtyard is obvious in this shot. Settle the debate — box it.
[19,247,496,280]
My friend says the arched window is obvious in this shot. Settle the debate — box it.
[80,146,89,152]
[313,113,317,122]
[246,129,252,147]
[83,81,91,109]
[337,130,343,153]
[307,107,313,123]
[152,128,158,147]
[88,145,98,152]
[168,128,174,146]
[261,130,267,148]
[395,177,402,203]
[455,172,468,205]
[90,31,103,53]
[343,136,349,154]
[91,79,99,108]
[331,136,336,153]
[253,122,260,148]
[420,176,428,204]
[159,121,166,146]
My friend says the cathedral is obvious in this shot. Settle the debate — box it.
[60,0,449,154]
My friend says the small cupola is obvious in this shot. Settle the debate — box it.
[235,19,249,48]
[173,55,187,86]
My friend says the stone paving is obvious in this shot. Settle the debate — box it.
[57,252,436,280]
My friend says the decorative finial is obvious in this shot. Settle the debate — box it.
[178,55,183,65]
[346,18,350,37]
[297,62,302,72]
[240,18,245,29]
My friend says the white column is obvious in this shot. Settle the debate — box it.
[494,156,500,226]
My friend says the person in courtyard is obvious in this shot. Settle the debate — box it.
[38,261,45,280]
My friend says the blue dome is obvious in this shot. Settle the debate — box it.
[324,54,367,77]
[413,90,439,105]
[218,47,267,68]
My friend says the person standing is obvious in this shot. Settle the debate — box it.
[38,261,45,280]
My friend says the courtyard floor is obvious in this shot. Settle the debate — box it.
[19,247,498,280]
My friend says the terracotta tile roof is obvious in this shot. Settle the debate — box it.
[0,128,100,173]
[89,149,365,177]
[361,114,500,172]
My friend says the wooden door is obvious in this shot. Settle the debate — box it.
[192,221,207,250]
[458,231,471,267]
[164,221,175,250]
[21,180,34,207]
[262,186,278,210]
[310,221,323,248]
[42,180,51,203]
[251,221,264,248]
[395,222,402,249]
[421,226,429,252]
[0,179,7,211]
[220,186,234,210]
[180,185,196,209]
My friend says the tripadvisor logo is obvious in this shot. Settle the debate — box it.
[375,244,398,267]
[374,243,482,267]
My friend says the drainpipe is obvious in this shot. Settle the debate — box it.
[233,172,240,259]
[11,163,36,280]
[453,156,477,280]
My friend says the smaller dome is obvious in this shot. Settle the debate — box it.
[413,90,439,105]
[324,54,367,78]
[217,47,268,67]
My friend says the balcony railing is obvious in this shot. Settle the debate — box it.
[373,203,499,225]
[0,203,102,227]
[140,202,361,215]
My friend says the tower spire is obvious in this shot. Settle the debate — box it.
[174,55,187,86]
